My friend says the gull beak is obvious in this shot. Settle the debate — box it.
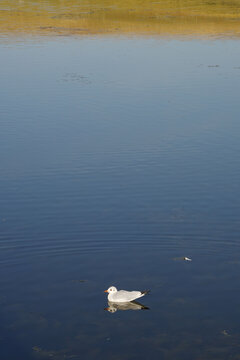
[104,307,109,311]
[104,290,108,293]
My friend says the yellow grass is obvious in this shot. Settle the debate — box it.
[1,0,240,37]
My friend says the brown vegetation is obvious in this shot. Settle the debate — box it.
[1,0,240,38]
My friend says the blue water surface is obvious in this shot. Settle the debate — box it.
[1,36,240,360]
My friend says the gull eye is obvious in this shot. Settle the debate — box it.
[110,289,112,291]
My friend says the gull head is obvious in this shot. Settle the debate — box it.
[104,286,117,294]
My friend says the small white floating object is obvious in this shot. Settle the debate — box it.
[221,330,230,336]
[104,286,150,303]
[184,257,192,261]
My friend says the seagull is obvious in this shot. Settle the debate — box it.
[104,286,150,303]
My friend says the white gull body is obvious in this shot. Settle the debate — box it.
[104,286,149,303]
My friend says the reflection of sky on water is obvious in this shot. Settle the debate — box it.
[0,37,240,359]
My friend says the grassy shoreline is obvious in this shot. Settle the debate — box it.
[1,0,240,37]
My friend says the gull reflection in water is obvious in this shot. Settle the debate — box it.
[105,300,149,313]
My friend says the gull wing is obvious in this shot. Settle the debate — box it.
[112,290,143,302]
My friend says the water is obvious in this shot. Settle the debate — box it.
[1,33,240,359]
